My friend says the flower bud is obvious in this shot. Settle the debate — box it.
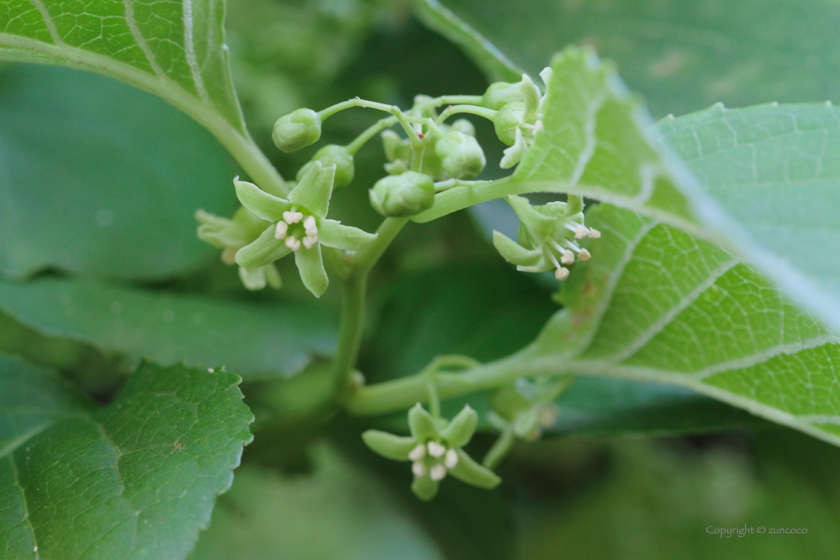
[369,171,435,217]
[494,102,525,146]
[435,131,486,180]
[448,118,476,137]
[272,108,321,152]
[482,82,524,110]
[296,144,354,188]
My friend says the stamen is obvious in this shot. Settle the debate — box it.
[588,228,601,238]
[574,225,588,239]
[547,251,563,270]
[283,211,303,224]
[409,444,426,462]
[560,250,574,265]
[412,461,427,477]
[302,237,317,250]
[275,222,288,239]
[444,449,459,469]
[427,441,446,458]
[555,267,570,281]
[303,216,317,231]
[430,464,447,481]
[285,235,301,252]
[579,249,591,261]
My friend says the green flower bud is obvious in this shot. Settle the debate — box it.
[369,171,435,217]
[482,82,524,110]
[494,102,525,146]
[448,118,476,137]
[435,131,486,180]
[297,144,355,188]
[272,108,321,153]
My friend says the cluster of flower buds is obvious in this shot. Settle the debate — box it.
[493,194,599,281]
[484,68,552,168]
[369,171,435,217]
[381,117,485,181]
[362,403,500,500]
[195,207,282,291]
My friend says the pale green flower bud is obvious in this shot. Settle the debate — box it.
[435,131,486,180]
[369,171,435,217]
[482,82,524,110]
[272,108,321,152]
[297,144,355,188]
[494,102,525,146]
[448,118,476,137]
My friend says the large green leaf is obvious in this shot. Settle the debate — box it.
[0,64,238,280]
[0,0,245,135]
[0,277,337,380]
[419,0,840,118]
[491,204,840,446]
[190,446,442,560]
[0,354,253,559]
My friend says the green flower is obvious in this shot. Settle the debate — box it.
[232,162,377,297]
[362,403,501,501]
[492,195,600,281]
[195,207,282,291]
[488,377,571,442]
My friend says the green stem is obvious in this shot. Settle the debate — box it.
[346,116,399,155]
[355,217,410,274]
[318,98,427,147]
[331,274,366,396]
[435,105,497,126]
[483,426,515,469]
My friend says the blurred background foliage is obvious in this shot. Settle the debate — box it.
[2,0,840,557]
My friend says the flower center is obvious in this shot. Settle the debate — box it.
[274,209,319,252]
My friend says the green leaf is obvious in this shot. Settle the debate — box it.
[0,0,246,136]
[0,354,253,559]
[658,102,840,346]
[420,0,840,117]
[0,277,337,380]
[497,204,840,447]
[0,65,238,280]
[189,446,442,560]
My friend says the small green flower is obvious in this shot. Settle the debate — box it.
[362,403,501,501]
[195,207,282,291]
[380,118,476,180]
[488,72,552,169]
[232,162,377,297]
[492,195,600,281]
[435,130,486,180]
[488,377,571,442]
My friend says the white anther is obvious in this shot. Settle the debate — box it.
[303,215,317,231]
[444,449,459,469]
[579,249,591,261]
[303,236,317,250]
[574,225,588,239]
[412,461,428,477]
[427,441,446,458]
[430,464,447,481]
[285,235,301,252]
[555,267,570,281]
[275,221,288,239]
[534,119,544,131]
[560,250,574,265]
[587,228,601,239]
[283,211,303,224]
[409,444,426,462]
[538,404,559,428]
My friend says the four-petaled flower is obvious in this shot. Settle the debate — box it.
[493,194,600,281]
[362,403,500,500]
[233,162,377,297]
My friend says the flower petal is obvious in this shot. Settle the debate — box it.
[440,405,478,448]
[407,403,438,441]
[295,242,329,297]
[362,430,417,461]
[288,161,335,218]
[318,219,378,251]
[449,449,501,489]
[234,177,291,222]
[507,194,554,241]
[238,266,267,291]
[411,474,440,501]
[492,231,542,267]
[235,224,292,268]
